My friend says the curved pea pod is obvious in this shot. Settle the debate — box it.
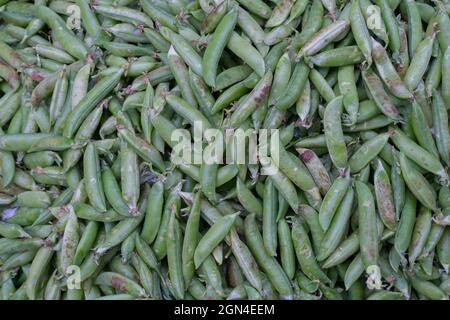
[366,290,405,300]
[309,68,336,103]
[344,115,395,132]
[348,132,390,173]
[234,7,266,52]
[94,209,144,257]
[83,143,107,213]
[273,61,310,111]
[409,274,447,300]
[350,0,372,66]
[323,96,347,170]
[194,213,237,269]
[229,229,263,293]
[0,40,23,70]
[277,218,296,280]
[0,89,20,127]
[338,64,359,126]
[180,191,201,287]
[432,90,450,166]
[269,52,291,106]
[15,191,51,208]
[291,220,330,284]
[264,17,300,46]
[262,178,278,257]
[274,146,321,207]
[371,38,413,100]
[373,159,396,230]
[73,221,99,266]
[153,183,182,261]
[361,68,402,121]
[264,0,293,27]
[119,140,140,211]
[236,176,262,216]
[64,68,124,138]
[0,133,57,152]
[436,228,450,272]
[394,188,417,255]
[425,52,442,98]
[27,135,77,153]
[317,187,354,261]
[26,233,57,300]
[442,47,450,107]
[95,272,146,298]
[319,173,351,231]
[295,79,311,126]
[165,94,212,132]
[215,65,253,92]
[0,193,17,206]
[159,26,202,76]
[101,165,134,217]
[244,214,294,300]
[355,181,382,290]
[166,211,185,299]
[226,70,273,129]
[116,125,165,172]
[375,0,400,58]
[322,232,360,269]
[403,25,436,92]
[398,152,437,212]
[0,61,20,91]
[202,8,237,88]
[140,181,164,245]
[410,101,439,159]
[406,206,432,266]
[0,221,30,239]
[391,127,448,183]
[262,157,300,214]
[296,148,332,196]
[344,254,365,290]
[292,0,324,50]
[201,0,227,34]
[297,19,350,59]
[297,204,324,255]
[60,209,79,276]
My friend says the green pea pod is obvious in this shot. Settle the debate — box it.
[318,187,354,261]
[244,214,294,300]
[361,68,402,121]
[202,8,237,88]
[350,0,372,66]
[432,89,450,166]
[408,206,432,266]
[319,174,351,231]
[262,178,278,257]
[391,127,447,183]
[64,68,124,138]
[95,272,146,297]
[291,219,330,284]
[373,159,396,230]
[83,143,107,213]
[355,181,382,290]
[403,25,436,92]
[277,218,296,280]
[26,233,56,300]
[323,96,348,170]
[166,210,185,299]
[194,213,237,269]
[371,38,413,100]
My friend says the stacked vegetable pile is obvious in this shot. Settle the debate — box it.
[0,0,449,300]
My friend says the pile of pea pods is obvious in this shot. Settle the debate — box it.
[0,0,449,301]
